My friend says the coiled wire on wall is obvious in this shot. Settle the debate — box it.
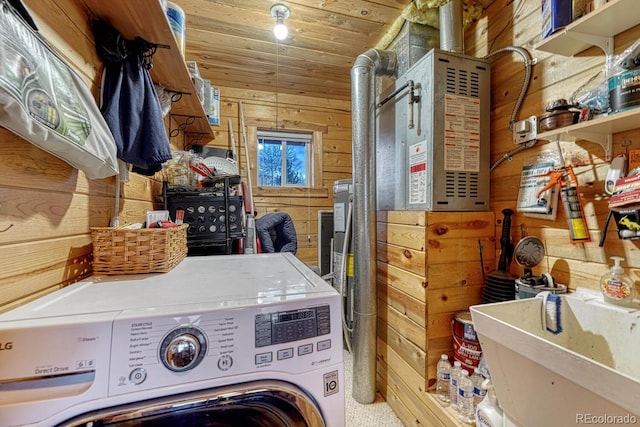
[483,46,536,171]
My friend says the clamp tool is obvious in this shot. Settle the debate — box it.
[536,166,591,242]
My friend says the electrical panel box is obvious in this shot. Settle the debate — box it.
[376,48,491,211]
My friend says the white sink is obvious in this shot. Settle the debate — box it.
[470,288,640,427]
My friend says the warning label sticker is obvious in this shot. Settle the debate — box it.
[409,140,427,205]
[443,93,481,172]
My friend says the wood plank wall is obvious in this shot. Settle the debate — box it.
[0,0,163,311]
[376,211,495,427]
[200,88,352,265]
[467,0,640,292]
[0,0,350,311]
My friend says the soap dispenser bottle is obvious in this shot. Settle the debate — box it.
[600,256,636,306]
[475,379,503,427]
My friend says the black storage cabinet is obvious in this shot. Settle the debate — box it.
[164,176,244,254]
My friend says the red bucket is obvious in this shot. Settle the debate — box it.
[451,311,483,372]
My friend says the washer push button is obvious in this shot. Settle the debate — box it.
[277,348,294,360]
[129,368,147,385]
[217,354,233,371]
[297,343,313,356]
[255,352,273,365]
[317,339,331,352]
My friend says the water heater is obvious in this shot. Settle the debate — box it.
[332,179,354,338]
[377,48,491,211]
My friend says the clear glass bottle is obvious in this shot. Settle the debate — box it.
[470,367,487,409]
[436,354,452,403]
[448,360,463,409]
[457,369,476,424]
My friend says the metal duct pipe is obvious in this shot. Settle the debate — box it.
[439,0,464,53]
[350,48,396,404]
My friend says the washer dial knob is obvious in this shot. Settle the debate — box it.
[160,327,207,372]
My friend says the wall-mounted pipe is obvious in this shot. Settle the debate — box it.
[350,48,396,404]
[377,80,420,130]
[439,0,464,53]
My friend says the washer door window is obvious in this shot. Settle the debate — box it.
[57,380,325,427]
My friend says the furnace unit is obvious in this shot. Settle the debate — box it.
[376,48,491,211]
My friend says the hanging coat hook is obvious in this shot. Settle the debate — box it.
[134,38,170,70]
[170,91,184,103]
[169,114,197,137]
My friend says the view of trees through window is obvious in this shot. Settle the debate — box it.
[257,131,311,187]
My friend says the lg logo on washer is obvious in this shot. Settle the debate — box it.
[0,341,13,350]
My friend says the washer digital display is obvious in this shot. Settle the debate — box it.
[255,305,330,347]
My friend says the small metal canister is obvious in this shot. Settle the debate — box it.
[609,69,640,114]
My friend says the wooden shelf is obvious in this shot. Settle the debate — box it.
[81,0,214,143]
[535,0,639,56]
[534,0,640,161]
[537,107,640,159]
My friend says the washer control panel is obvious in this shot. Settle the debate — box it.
[254,305,330,347]
[107,300,338,396]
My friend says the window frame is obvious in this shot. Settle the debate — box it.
[247,126,324,195]
[257,130,313,188]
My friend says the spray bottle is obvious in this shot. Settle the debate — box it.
[600,256,636,306]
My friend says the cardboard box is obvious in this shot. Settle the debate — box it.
[542,0,573,39]
[628,149,640,173]
[609,174,640,208]
[186,60,200,77]
[572,0,589,21]
[208,86,220,126]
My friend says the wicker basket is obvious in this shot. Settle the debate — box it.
[91,225,188,275]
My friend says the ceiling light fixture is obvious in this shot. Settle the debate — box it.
[270,4,290,41]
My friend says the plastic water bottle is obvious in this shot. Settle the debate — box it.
[436,354,451,402]
[457,369,475,424]
[448,360,462,409]
[471,367,487,409]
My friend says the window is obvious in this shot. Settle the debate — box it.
[257,131,312,187]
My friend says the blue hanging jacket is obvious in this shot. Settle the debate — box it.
[100,55,172,175]
[94,19,172,175]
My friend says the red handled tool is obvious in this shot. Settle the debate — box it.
[189,163,215,179]
[149,220,179,228]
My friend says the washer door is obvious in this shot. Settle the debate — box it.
[58,380,325,427]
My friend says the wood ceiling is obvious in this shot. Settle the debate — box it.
[178,0,415,101]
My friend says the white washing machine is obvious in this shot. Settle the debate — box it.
[0,253,344,426]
